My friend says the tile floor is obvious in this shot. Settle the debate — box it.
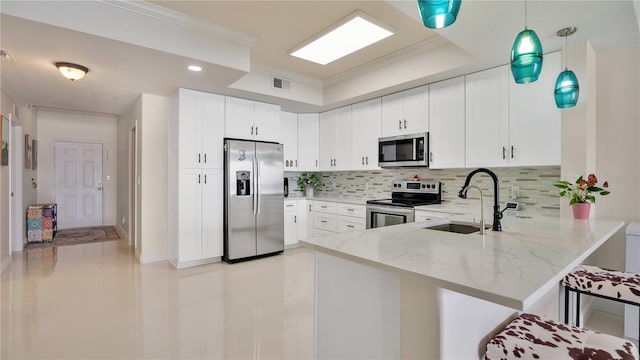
[0,240,315,359]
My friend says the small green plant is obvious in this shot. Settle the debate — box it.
[554,173,610,205]
[297,173,323,191]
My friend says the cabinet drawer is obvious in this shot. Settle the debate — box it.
[338,216,366,232]
[414,210,457,222]
[314,228,337,237]
[314,213,338,232]
[284,201,298,215]
[314,201,337,214]
[337,203,366,218]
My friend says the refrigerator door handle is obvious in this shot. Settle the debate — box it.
[252,158,258,215]
[256,159,261,214]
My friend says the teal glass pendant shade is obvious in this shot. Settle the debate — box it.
[554,69,579,108]
[510,29,543,84]
[417,0,462,29]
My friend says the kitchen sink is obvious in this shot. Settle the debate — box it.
[423,222,485,234]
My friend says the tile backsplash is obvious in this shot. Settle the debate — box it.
[286,166,561,216]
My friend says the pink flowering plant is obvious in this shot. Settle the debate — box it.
[554,173,610,205]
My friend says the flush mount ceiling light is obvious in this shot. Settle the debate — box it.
[55,62,89,81]
[188,65,202,72]
[417,0,462,29]
[555,26,580,108]
[510,0,543,84]
[289,10,395,65]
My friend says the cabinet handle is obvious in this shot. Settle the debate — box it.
[204,174,207,184]
[502,147,506,160]
[366,156,369,165]
[295,160,297,167]
[286,204,294,207]
[309,204,312,212]
[198,153,201,163]
[204,154,207,163]
[404,119,407,129]
[294,216,297,223]
[398,120,402,130]
[256,127,259,135]
[198,174,201,184]
[347,209,354,212]
[321,220,327,224]
[511,146,515,159]
[251,126,254,135]
[316,159,318,167]
[362,156,365,165]
[429,152,433,162]
[347,225,354,228]
[285,160,289,167]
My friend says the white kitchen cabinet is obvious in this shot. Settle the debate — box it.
[298,199,314,240]
[225,96,281,142]
[351,98,381,170]
[319,106,352,171]
[428,76,466,169]
[313,201,366,235]
[298,113,320,172]
[414,209,459,222]
[381,85,428,137]
[508,51,561,166]
[168,89,225,269]
[281,111,298,171]
[284,200,299,246]
[465,65,510,167]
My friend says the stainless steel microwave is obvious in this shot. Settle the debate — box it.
[378,132,428,168]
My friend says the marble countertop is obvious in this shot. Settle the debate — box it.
[284,196,368,205]
[301,214,624,310]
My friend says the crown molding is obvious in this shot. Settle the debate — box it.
[100,0,257,46]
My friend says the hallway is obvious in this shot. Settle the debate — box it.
[1,240,314,359]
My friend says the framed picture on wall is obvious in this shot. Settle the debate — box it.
[32,139,38,170]
[1,115,8,166]
[25,134,32,169]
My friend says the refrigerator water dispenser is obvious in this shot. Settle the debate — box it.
[236,171,251,196]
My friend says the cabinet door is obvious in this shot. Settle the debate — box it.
[201,169,223,258]
[334,106,352,171]
[178,169,202,262]
[319,110,338,171]
[465,66,510,167]
[178,89,200,169]
[200,92,225,169]
[284,212,298,246]
[253,101,281,142]
[381,92,404,137]
[297,199,313,240]
[429,77,466,169]
[352,98,381,170]
[225,97,254,139]
[402,85,429,134]
[509,51,561,166]
[298,113,319,171]
[280,111,298,171]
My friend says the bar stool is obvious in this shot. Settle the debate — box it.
[484,313,638,360]
[563,264,640,337]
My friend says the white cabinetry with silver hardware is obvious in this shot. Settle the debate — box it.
[284,199,314,246]
[297,113,320,171]
[314,200,365,235]
[414,209,460,222]
[319,106,352,171]
[168,88,225,268]
[351,98,381,170]
[428,76,466,169]
[225,96,281,142]
[281,111,298,171]
[381,85,428,137]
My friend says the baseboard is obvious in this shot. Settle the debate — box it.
[114,224,129,244]
[172,257,221,269]
[139,253,168,264]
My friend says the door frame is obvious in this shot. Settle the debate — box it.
[10,122,23,252]
[128,122,138,249]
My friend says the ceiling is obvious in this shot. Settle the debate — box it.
[1,1,639,116]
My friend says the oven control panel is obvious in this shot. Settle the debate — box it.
[392,181,440,194]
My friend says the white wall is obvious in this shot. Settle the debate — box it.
[0,90,15,272]
[36,110,118,226]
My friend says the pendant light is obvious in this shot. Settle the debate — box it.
[554,27,579,108]
[417,0,462,29]
[510,0,543,84]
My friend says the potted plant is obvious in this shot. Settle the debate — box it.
[297,173,323,198]
[554,173,610,219]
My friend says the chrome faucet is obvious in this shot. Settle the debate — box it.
[460,185,486,235]
[459,168,502,232]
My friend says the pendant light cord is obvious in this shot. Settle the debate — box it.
[564,35,569,71]
[524,0,528,29]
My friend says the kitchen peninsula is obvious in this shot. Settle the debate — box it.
[301,214,624,359]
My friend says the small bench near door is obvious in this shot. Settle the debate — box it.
[484,313,638,360]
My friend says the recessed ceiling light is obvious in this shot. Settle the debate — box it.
[188,65,202,72]
[289,10,395,66]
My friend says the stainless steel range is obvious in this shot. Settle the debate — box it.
[366,181,441,229]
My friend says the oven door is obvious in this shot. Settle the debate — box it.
[366,205,415,229]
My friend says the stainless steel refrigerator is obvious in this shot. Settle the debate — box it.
[223,139,284,262]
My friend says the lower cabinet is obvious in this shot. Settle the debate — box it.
[170,168,223,268]
[284,199,314,246]
[313,200,365,236]
[414,209,459,222]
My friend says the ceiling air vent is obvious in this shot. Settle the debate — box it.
[272,76,291,90]
[0,49,15,62]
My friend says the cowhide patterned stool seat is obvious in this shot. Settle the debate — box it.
[484,313,638,360]
[563,264,640,336]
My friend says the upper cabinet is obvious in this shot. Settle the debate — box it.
[508,51,561,166]
[298,113,320,172]
[319,106,352,171]
[225,96,281,142]
[280,111,299,171]
[428,76,466,169]
[174,88,225,170]
[465,65,510,167]
[381,85,428,137]
[351,98,381,170]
